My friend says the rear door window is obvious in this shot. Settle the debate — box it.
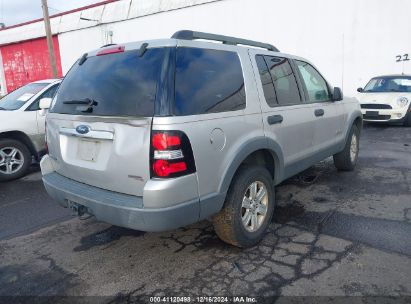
[263,56,301,106]
[174,47,246,116]
[255,55,277,107]
[51,48,167,117]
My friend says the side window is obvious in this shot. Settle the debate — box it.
[264,56,301,106]
[27,84,60,111]
[255,55,277,107]
[295,60,331,102]
[174,48,246,115]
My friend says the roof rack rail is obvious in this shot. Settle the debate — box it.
[172,30,279,52]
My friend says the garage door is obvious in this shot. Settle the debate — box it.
[0,36,63,93]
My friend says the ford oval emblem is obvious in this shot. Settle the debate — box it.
[76,125,90,134]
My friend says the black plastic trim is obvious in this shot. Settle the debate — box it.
[172,30,279,52]
[78,53,88,65]
[155,47,175,117]
[267,115,283,125]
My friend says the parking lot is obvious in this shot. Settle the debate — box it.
[0,124,410,303]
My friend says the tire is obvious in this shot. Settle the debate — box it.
[333,125,360,171]
[212,166,275,248]
[0,139,32,182]
[403,111,411,127]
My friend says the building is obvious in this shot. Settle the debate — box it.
[0,0,410,96]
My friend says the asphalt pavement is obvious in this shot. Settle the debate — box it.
[0,166,71,241]
[0,124,410,303]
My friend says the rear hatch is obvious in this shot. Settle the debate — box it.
[47,45,170,196]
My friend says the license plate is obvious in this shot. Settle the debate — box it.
[78,139,98,161]
[366,111,379,117]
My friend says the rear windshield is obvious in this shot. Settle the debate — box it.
[51,48,166,117]
[0,83,47,111]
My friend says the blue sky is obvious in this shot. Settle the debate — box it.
[0,0,102,27]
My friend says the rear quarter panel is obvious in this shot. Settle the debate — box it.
[152,45,265,213]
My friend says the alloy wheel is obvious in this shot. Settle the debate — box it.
[241,181,269,232]
[0,147,25,175]
[350,133,358,163]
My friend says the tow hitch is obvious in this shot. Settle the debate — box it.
[68,201,93,220]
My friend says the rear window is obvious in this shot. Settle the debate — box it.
[174,48,246,116]
[51,48,166,117]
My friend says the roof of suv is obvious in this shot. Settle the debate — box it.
[86,30,302,60]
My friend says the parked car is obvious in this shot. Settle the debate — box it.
[40,31,362,247]
[0,79,61,181]
[357,74,411,126]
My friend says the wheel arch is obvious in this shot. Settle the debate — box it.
[342,111,363,147]
[199,137,284,221]
[353,115,363,134]
[218,137,284,196]
[0,131,37,158]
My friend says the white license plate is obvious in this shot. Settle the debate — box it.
[78,140,99,161]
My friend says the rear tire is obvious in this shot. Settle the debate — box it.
[0,139,31,182]
[212,166,275,248]
[333,125,360,171]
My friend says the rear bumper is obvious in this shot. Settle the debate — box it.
[42,171,200,232]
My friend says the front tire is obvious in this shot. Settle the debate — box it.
[212,166,275,248]
[0,139,31,182]
[404,111,411,127]
[333,125,360,171]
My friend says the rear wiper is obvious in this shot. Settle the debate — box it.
[63,98,98,113]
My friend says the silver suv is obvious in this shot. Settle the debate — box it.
[41,31,362,247]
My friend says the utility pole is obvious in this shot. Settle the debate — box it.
[41,0,58,78]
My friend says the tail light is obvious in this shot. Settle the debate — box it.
[150,130,196,178]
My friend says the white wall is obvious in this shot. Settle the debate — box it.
[49,0,411,96]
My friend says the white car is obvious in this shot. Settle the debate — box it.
[0,79,61,181]
[357,75,411,126]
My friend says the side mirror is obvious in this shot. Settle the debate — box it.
[39,97,52,110]
[332,87,343,101]
[357,87,364,93]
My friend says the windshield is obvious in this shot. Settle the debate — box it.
[363,76,411,93]
[51,48,167,117]
[0,83,48,110]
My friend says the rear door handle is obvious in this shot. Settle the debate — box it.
[315,109,324,117]
[267,115,283,125]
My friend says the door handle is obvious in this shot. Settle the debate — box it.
[315,109,324,117]
[267,115,283,125]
